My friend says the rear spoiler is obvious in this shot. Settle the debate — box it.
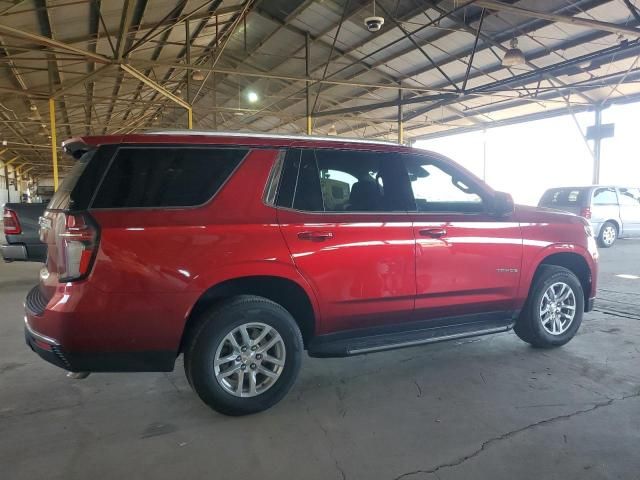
[61,137,92,159]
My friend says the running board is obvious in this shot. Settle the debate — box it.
[308,314,514,358]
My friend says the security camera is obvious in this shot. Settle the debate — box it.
[364,16,384,32]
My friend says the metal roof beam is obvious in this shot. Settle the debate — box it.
[428,1,594,104]
[285,0,610,133]
[0,23,110,63]
[623,0,640,24]
[115,0,137,59]
[475,0,640,37]
[340,49,640,139]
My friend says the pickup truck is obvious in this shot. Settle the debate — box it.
[2,203,47,262]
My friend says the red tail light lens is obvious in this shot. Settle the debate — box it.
[3,208,21,235]
[580,207,592,219]
[56,213,98,281]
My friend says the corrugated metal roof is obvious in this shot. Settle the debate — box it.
[0,0,639,178]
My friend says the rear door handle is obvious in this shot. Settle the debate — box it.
[297,231,334,242]
[419,228,447,238]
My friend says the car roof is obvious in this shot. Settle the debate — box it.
[63,130,418,154]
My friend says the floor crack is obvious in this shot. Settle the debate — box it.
[414,380,422,398]
[306,406,347,480]
[391,391,640,479]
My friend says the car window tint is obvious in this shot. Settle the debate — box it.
[47,150,95,210]
[619,188,640,206]
[404,155,484,213]
[313,150,410,212]
[592,188,617,205]
[92,147,246,208]
[292,149,323,211]
[539,188,586,206]
[276,149,301,208]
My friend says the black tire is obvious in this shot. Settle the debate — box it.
[597,221,617,248]
[514,265,584,348]
[184,295,303,416]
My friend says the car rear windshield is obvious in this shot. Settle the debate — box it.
[47,149,96,211]
[91,146,247,209]
[539,188,587,206]
[46,145,117,211]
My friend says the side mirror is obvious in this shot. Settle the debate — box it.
[491,191,514,217]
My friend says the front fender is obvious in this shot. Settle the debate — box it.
[516,242,598,306]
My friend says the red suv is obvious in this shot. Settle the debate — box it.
[25,132,598,415]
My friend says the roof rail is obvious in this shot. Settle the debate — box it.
[144,129,400,146]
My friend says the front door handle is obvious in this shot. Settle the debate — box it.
[297,231,334,242]
[419,228,447,238]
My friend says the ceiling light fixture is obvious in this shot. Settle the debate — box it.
[502,38,525,66]
[327,124,337,136]
[192,70,205,81]
[246,91,259,103]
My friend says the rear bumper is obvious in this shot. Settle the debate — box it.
[24,322,176,373]
[24,285,176,373]
[1,244,27,261]
[1,243,46,262]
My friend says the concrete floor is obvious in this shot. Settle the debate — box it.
[1,241,639,480]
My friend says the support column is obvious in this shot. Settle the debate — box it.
[305,32,312,135]
[398,85,404,144]
[49,97,59,191]
[4,166,10,203]
[592,107,602,185]
[186,19,191,105]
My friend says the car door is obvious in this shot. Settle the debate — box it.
[591,187,621,235]
[402,153,523,324]
[276,148,416,335]
[618,188,640,236]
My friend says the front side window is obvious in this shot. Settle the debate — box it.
[592,188,618,205]
[404,156,484,213]
[618,188,640,206]
[282,149,410,213]
[92,147,246,208]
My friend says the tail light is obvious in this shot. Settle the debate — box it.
[56,213,98,282]
[3,208,22,234]
[580,207,592,219]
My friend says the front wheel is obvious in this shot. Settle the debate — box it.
[514,265,584,348]
[184,295,303,416]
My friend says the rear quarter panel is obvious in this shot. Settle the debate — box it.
[77,149,317,352]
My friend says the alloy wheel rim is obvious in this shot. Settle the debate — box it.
[214,322,286,398]
[539,282,576,335]
[602,226,616,245]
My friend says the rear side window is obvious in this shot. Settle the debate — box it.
[539,188,586,206]
[92,147,246,209]
[279,148,410,212]
[592,187,618,205]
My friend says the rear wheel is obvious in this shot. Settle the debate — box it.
[597,221,617,248]
[514,265,584,348]
[184,295,303,416]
